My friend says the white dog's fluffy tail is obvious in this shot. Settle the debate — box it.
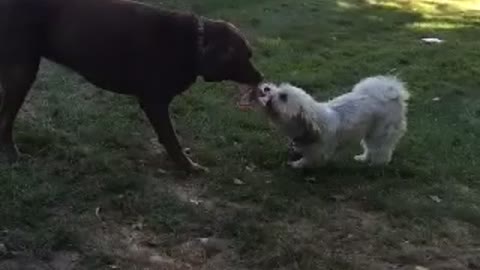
[352,75,409,102]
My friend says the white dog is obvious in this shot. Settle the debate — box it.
[257,75,409,168]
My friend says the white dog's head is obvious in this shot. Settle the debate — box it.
[257,82,322,132]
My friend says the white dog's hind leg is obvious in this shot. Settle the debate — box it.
[365,121,406,165]
[354,140,369,162]
[368,147,393,165]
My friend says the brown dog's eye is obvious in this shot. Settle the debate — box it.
[279,93,288,102]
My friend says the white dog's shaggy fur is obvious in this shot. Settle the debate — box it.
[258,75,409,168]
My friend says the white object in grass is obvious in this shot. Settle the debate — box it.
[421,38,444,44]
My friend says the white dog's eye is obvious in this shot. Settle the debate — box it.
[264,86,271,93]
[279,93,288,102]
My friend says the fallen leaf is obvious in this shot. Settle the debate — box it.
[245,164,256,172]
[421,37,444,44]
[189,198,203,205]
[429,195,442,203]
[432,97,440,102]
[233,178,245,185]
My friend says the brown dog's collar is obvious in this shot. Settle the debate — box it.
[196,16,206,57]
[195,16,206,74]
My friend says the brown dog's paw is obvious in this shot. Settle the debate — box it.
[186,161,209,174]
[0,144,20,164]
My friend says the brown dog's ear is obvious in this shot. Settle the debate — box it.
[202,21,233,53]
[198,20,236,77]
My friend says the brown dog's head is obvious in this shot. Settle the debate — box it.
[198,19,263,86]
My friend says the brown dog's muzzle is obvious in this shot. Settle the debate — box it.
[245,63,264,85]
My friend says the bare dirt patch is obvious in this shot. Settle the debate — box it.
[87,221,244,270]
[258,207,480,269]
[0,251,80,270]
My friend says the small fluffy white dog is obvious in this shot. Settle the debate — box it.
[258,75,409,168]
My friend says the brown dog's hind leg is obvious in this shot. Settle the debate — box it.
[0,59,40,163]
[140,100,208,173]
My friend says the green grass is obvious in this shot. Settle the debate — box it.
[1,0,480,269]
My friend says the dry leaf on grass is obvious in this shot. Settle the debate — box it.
[233,179,245,185]
[429,195,442,203]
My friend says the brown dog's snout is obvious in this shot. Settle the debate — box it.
[255,70,264,83]
[243,61,263,85]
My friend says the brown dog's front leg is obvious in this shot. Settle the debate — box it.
[0,59,40,163]
[140,100,207,173]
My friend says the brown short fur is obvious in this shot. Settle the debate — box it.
[0,0,263,171]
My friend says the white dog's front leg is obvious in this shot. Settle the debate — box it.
[288,142,330,169]
[319,135,336,162]
[354,140,369,162]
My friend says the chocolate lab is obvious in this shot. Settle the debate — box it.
[0,0,263,171]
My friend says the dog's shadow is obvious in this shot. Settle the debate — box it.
[268,153,419,201]
[284,145,417,185]
[304,161,415,180]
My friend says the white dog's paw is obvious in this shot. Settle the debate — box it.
[288,158,309,169]
[354,154,368,162]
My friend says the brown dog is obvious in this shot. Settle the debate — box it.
[0,0,263,172]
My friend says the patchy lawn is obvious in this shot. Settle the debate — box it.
[1,0,480,269]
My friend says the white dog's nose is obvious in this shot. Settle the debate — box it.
[259,83,275,94]
[257,82,277,106]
